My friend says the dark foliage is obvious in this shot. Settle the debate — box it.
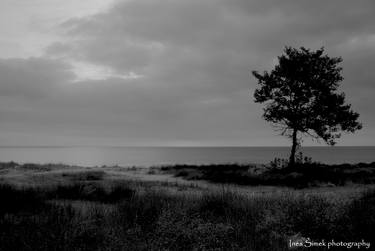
[0,184,45,215]
[61,170,106,181]
[161,163,251,172]
[163,162,375,187]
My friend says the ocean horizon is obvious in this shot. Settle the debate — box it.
[0,146,374,167]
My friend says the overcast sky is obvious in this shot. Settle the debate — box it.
[0,0,374,146]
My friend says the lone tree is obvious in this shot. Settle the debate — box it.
[252,47,362,167]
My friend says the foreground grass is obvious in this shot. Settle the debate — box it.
[1,181,374,251]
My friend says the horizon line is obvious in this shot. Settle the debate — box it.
[0,145,374,148]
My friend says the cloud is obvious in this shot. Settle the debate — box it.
[1,0,375,146]
[0,57,74,98]
[47,0,375,86]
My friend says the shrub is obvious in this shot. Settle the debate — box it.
[270,157,289,169]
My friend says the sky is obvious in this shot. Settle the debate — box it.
[0,0,374,147]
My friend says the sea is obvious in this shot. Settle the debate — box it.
[0,146,374,167]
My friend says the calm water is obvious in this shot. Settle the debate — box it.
[0,146,374,167]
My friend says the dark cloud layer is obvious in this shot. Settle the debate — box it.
[1,0,375,146]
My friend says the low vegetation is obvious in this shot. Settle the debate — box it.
[61,170,106,181]
[0,161,73,171]
[1,181,374,250]
[1,160,374,250]
[162,159,375,187]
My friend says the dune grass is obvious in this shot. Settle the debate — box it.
[61,170,106,181]
[1,181,374,250]
[162,161,375,187]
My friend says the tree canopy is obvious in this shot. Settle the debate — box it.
[252,46,362,166]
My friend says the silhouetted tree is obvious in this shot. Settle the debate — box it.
[252,47,362,167]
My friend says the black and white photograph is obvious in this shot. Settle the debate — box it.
[0,0,374,250]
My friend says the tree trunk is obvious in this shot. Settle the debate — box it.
[289,129,298,168]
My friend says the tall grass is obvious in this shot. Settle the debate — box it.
[1,183,374,250]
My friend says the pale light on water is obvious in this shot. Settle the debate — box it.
[0,146,374,167]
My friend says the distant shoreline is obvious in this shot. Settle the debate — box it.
[1,146,375,166]
[1,145,374,148]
